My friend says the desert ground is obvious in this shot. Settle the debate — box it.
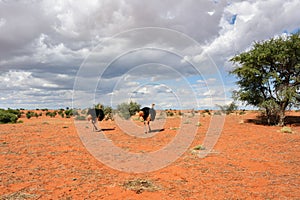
[1,111,300,199]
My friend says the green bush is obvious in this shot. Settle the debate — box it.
[26,111,33,119]
[166,111,174,117]
[6,108,22,118]
[202,109,211,115]
[75,115,86,120]
[102,106,113,120]
[193,145,206,150]
[117,101,140,120]
[46,111,57,118]
[0,110,19,124]
[216,102,238,115]
[64,109,78,118]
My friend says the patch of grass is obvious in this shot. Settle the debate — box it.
[183,120,191,124]
[214,111,222,115]
[2,191,38,200]
[132,117,142,121]
[239,111,246,115]
[42,121,49,125]
[280,126,292,133]
[123,179,160,194]
[169,127,180,130]
[75,115,86,120]
[195,122,201,126]
[193,144,206,150]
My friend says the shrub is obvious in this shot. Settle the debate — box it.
[239,110,246,115]
[64,109,73,118]
[193,145,206,150]
[7,108,22,118]
[214,111,222,115]
[75,115,86,120]
[0,110,19,124]
[117,101,140,120]
[166,111,174,117]
[26,111,33,119]
[202,109,211,115]
[58,109,64,115]
[216,102,238,115]
[103,106,114,120]
[46,111,57,118]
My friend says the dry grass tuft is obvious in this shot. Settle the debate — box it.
[123,178,161,194]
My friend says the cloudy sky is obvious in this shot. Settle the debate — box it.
[0,0,299,110]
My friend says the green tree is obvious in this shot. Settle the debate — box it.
[230,33,300,126]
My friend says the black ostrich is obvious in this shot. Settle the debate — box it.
[87,108,105,131]
[138,104,156,133]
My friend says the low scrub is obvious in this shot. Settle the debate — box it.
[0,109,19,124]
[117,101,140,120]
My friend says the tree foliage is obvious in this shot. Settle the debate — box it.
[230,33,300,125]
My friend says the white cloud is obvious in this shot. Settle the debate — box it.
[0,0,299,109]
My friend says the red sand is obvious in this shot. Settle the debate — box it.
[1,111,299,199]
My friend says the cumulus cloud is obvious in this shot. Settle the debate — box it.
[0,0,299,109]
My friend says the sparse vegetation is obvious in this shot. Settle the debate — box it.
[75,115,86,120]
[239,110,246,115]
[193,144,206,150]
[183,120,191,124]
[46,111,57,118]
[166,111,174,117]
[64,108,74,118]
[202,109,211,115]
[123,179,160,194]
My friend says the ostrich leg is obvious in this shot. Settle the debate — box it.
[144,121,148,133]
[92,120,98,131]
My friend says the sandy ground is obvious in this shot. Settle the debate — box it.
[1,111,300,199]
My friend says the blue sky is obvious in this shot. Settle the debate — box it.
[0,0,299,110]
